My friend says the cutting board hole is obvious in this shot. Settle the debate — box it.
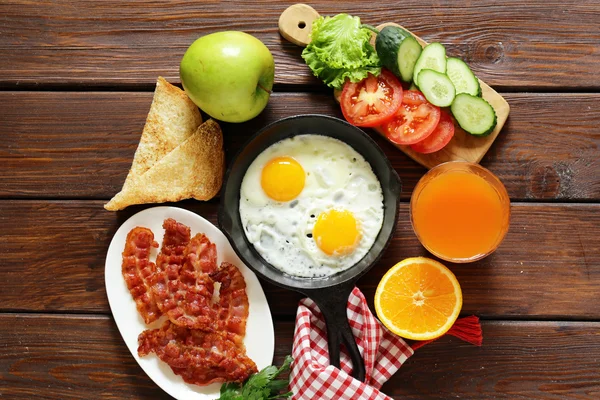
[298,21,306,29]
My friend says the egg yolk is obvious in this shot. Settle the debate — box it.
[313,209,361,256]
[261,156,306,202]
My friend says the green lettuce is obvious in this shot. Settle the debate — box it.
[301,14,381,90]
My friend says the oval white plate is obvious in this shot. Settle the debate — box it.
[105,206,275,400]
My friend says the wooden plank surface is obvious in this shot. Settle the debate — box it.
[2,1,599,398]
[0,200,598,319]
[1,92,598,201]
[1,1,599,90]
[383,320,600,399]
[1,314,599,399]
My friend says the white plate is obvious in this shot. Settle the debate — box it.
[105,206,274,400]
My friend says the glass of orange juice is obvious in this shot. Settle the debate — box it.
[410,161,510,263]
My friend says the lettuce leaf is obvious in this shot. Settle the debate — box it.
[301,14,381,90]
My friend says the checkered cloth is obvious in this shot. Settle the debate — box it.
[289,287,414,400]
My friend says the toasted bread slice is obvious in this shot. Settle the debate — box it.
[104,120,224,211]
[122,76,202,191]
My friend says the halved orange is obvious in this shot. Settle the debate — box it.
[374,257,462,340]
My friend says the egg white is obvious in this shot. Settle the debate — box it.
[239,134,384,278]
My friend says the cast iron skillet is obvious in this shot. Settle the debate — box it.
[218,115,401,382]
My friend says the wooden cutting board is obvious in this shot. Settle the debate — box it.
[279,4,510,169]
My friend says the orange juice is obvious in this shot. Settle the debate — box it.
[410,162,510,262]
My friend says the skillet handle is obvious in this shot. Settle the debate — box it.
[305,283,366,382]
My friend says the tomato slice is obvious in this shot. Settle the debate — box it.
[381,90,441,145]
[411,110,455,154]
[340,69,403,127]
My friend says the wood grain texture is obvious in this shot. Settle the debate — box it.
[0,1,599,89]
[1,2,598,399]
[382,320,600,399]
[1,315,599,399]
[0,200,598,319]
[278,3,320,47]
[0,314,161,400]
[1,91,598,200]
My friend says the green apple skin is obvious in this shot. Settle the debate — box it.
[180,31,275,123]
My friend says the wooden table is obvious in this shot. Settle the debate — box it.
[1,1,599,399]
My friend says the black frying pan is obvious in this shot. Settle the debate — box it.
[218,115,401,382]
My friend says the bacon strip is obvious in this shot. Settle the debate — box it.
[211,262,250,346]
[159,233,219,330]
[151,218,191,314]
[185,233,217,275]
[138,320,258,385]
[122,227,161,324]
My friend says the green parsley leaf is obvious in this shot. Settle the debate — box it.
[217,356,294,400]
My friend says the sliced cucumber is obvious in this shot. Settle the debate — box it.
[417,69,456,107]
[446,57,481,96]
[408,82,419,91]
[397,37,422,83]
[451,93,497,136]
[413,42,446,86]
[376,26,422,82]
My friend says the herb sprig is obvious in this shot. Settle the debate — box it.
[218,356,294,400]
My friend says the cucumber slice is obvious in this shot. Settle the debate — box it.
[446,57,481,96]
[451,93,497,136]
[417,69,456,107]
[413,42,446,86]
[408,82,419,91]
[397,37,422,82]
[376,26,422,82]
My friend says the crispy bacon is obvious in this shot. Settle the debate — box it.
[159,233,219,330]
[211,262,250,346]
[127,219,256,387]
[122,227,161,324]
[138,320,258,385]
[151,218,191,314]
[185,233,217,275]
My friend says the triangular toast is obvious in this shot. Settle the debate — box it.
[104,120,224,210]
[122,76,202,192]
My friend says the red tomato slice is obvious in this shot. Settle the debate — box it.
[381,90,441,145]
[411,110,455,154]
[340,69,403,127]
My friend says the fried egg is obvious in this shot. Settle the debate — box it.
[239,134,384,278]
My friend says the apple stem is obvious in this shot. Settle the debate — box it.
[258,83,272,94]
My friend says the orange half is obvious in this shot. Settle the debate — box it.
[374,257,462,340]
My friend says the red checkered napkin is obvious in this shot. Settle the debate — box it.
[289,287,413,400]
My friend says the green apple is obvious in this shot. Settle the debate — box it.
[180,31,275,123]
